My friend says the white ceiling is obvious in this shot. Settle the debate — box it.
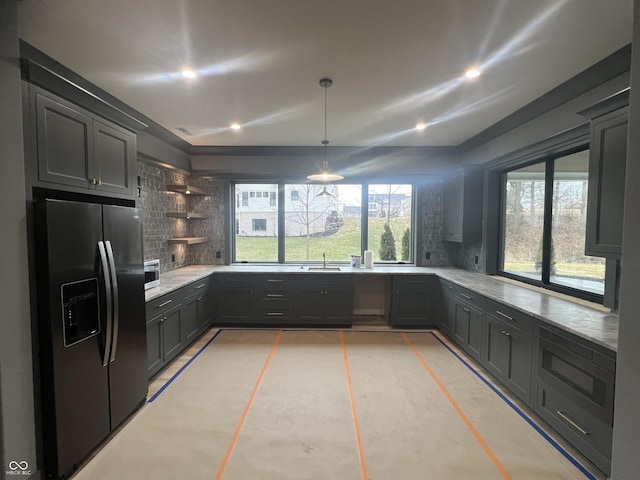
[18,0,632,148]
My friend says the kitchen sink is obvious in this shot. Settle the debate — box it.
[307,267,341,271]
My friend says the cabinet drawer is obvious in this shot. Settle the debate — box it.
[485,300,533,335]
[453,285,484,309]
[537,379,612,474]
[184,276,210,297]
[393,275,433,290]
[146,289,183,320]
[258,306,294,323]
[217,274,256,287]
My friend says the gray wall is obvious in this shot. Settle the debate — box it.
[610,2,640,478]
[137,161,226,272]
[0,1,38,478]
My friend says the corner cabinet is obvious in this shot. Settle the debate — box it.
[579,89,629,258]
[390,275,436,327]
[145,276,215,378]
[31,87,137,198]
[442,166,484,243]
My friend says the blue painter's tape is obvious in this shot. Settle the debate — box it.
[147,329,224,403]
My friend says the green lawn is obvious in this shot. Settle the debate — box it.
[504,262,606,278]
[235,217,411,262]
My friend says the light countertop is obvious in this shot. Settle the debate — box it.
[145,264,618,352]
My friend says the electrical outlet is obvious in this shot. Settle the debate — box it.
[171,254,175,262]
[216,251,221,259]
[474,255,479,264]
[425,252,431,260]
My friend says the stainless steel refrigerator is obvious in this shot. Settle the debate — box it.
[35,198,147,479]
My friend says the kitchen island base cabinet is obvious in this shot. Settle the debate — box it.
[437,279,455,334]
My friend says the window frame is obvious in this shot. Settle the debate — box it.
[232,181,416,265]
[498,145,605,303]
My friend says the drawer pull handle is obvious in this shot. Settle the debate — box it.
[557,410,590,436]
[496,310,514,322]
[267,294,284,298]
[460,293,472,300]
[156,300,172,308]
[267,312,284,316]
[195,284,206,289]
[267,279,284,283]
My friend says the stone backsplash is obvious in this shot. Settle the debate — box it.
[137,160,226,272]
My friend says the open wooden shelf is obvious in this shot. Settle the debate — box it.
[166,184,207,195]
[166,212,209,219]
[167,237,209,245]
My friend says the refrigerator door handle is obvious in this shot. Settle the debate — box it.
[105,241,119,363]
[98,241,113,367]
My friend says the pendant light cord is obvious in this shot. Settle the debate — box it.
[323,81,329,169]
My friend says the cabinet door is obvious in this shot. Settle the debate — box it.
[467,307,483,360]
[453,302,470,346]
[146,315,163,377]
[486,316,510,378]
[586,108,628,257]
[35,91,92,188]
[197,290,213,329]
[438,280,455,333]
[162,307,183,362]
[183,293,200,343]
[93,120,136,196]
[297,287,324,324]
[324,286,351,325]
[218,286,254,324]
[507,327,533,403]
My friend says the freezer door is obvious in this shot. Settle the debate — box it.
[36,199,111,478]
[102,204,148,428]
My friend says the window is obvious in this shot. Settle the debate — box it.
[252,219,267,231]
[501,149,605,298]
[284,184,361,262]
[235,184,278,261]
[232,182,414,264]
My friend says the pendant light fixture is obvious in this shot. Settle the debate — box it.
[307,78,344,182]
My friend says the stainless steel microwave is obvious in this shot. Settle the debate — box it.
[144,260,160,290]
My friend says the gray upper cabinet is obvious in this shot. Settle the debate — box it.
[579,89,629,258]
[32,87,136,198]
[442,166,484,243]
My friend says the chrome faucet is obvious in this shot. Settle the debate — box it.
[322,250,326,269]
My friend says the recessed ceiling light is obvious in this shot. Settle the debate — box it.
[416,122,427,131]
[465,67,481,79]
[230,122,241,131]
[181,68,196,79]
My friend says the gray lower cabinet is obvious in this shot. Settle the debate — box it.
[437,279,455,333]
[390,275,435,327]
[297,275,352,326]
[145,275,214,378]
[536,325,615,476]
[484,301,534,405]
[217,275,256,325]
[146,291,184,378]
[452,286,485,361]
